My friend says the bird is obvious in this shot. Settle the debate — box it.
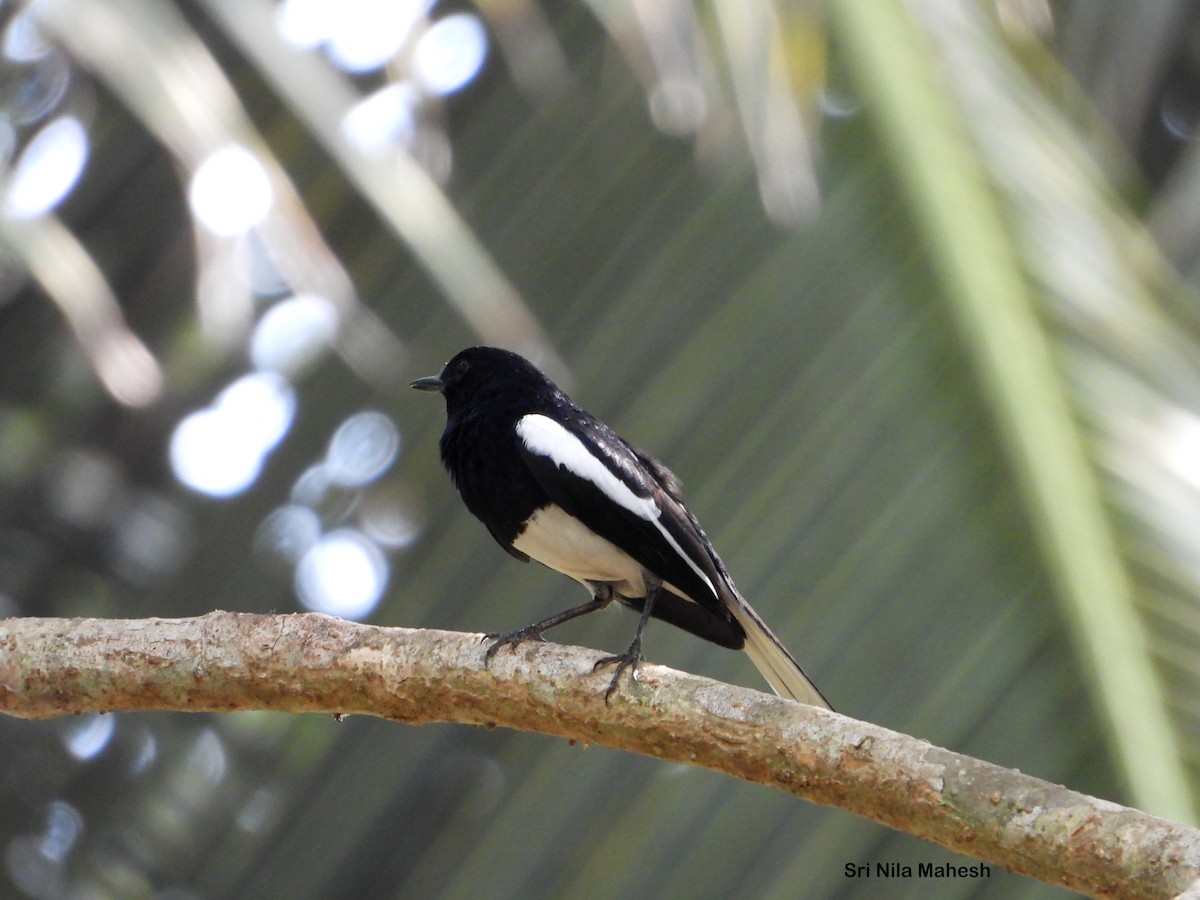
[411,346,831,708]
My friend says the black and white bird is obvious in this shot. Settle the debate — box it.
[412,346,830,708]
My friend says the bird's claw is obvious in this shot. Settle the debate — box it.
[482,626,546,665]
[593,650,643,704]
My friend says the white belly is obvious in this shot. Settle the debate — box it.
[512,504,647,597]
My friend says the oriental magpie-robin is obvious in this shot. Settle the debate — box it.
[412,346,830,708]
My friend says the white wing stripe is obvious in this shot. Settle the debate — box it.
[517,414,717,600]
[518,414,658,520]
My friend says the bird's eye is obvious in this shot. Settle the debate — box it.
[454,359,470,378]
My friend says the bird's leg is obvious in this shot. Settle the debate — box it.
[594,580,659,703]
[483,589,614,665]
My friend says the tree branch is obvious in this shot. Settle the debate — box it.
[0,611,1196,897]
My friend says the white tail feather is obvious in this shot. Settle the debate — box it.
[726,598,831,709]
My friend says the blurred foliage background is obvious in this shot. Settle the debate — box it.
[1,0,1199,897]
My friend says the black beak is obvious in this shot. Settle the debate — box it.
[410,375,445,393]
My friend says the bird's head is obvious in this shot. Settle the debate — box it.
[411,346,554,413]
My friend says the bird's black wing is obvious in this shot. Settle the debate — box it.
[513,411,735,621]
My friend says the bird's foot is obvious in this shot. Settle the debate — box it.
[482,626,546,665]
[593,645,644,704]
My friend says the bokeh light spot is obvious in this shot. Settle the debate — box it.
[4,115,88,217]
[250,294,340,375]
[341,83,418,155]
[9,54,71,126]
[44,449,123,531]
[6,835,66,900]
[170,373,296,498]
[359,488,422,549]
[184,729,228,788]
[109,492,192,585]
[291,462,358,522]
[189,145,274,236]
[38,802,83,863]
[325,411,400,488]
[130,729,158,775]
[256,504,322,565]
[414,13,488,96]
[326,0,428,73]
[276,0,337,49]
[61,713,115,761]
[236,787,278,834]
[296,528,388,619]
[170,409,263,497]
[3,11,50,63]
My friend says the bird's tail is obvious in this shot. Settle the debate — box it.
[726,594,832,709]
